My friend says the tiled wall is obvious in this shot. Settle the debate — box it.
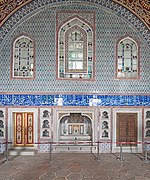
[0,1,149,153]
[0,1,149,94]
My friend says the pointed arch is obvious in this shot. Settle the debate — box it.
[57,16,94,80]
[116,36,140,79]
[11,33,35,79]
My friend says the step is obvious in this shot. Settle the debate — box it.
[9,149,37,155]
[52,145,97,153]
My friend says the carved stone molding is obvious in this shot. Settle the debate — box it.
[0,0,31,26]
[113,0,150,28]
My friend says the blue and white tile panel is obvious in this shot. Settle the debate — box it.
[38,141,51,153]
[0,94,150,107]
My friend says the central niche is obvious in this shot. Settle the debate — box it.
[59,113,92,142]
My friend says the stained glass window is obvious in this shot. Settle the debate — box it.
[13,35,34,78]
[58,17,94,79]
[117,37,139,78]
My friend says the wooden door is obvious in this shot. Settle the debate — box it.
[116,113,137,146]
[14,112,34,146]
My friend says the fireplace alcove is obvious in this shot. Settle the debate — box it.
[59,113,92,143]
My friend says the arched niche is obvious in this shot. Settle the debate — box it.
[59,113,92,142]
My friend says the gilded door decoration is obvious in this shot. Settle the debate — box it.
[26,113,33,144]
[117,113,137,146]
[15,113,22,144]
[14,112,34,146]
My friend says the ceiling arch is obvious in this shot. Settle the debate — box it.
[113,0,150,29]
[0,0,149,47]
[0,0,149,29]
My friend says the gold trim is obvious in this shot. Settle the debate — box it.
[13,112,34,147]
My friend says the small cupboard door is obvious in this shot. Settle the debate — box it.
[116,113,137,146]
[14,112,34,146]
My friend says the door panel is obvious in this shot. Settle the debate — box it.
[116,113,137,146]
[14,112,34,146]
[25,113,34,145]
[14,113,23,145]
[127,114,137,143]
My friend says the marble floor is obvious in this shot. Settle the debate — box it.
[0,153,150,180]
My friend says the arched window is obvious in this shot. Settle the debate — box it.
[58,17,94,79]
[12,35,35,78]
[116,37,139,78]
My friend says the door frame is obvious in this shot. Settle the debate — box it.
[112,108,142,153]
[116,113,138,146]
[8,108,38,149]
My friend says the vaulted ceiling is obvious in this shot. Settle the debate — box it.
[0,0,150,29]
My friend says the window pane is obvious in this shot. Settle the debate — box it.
[76,52,83,60]
[124,49,131,59]
[68,43,75,51]
[67,30,84,71]
[68,61,83,69]
[124,58,131,67]
[76,61,83,69]
[68,52,76,60]
[75,42,83,49]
